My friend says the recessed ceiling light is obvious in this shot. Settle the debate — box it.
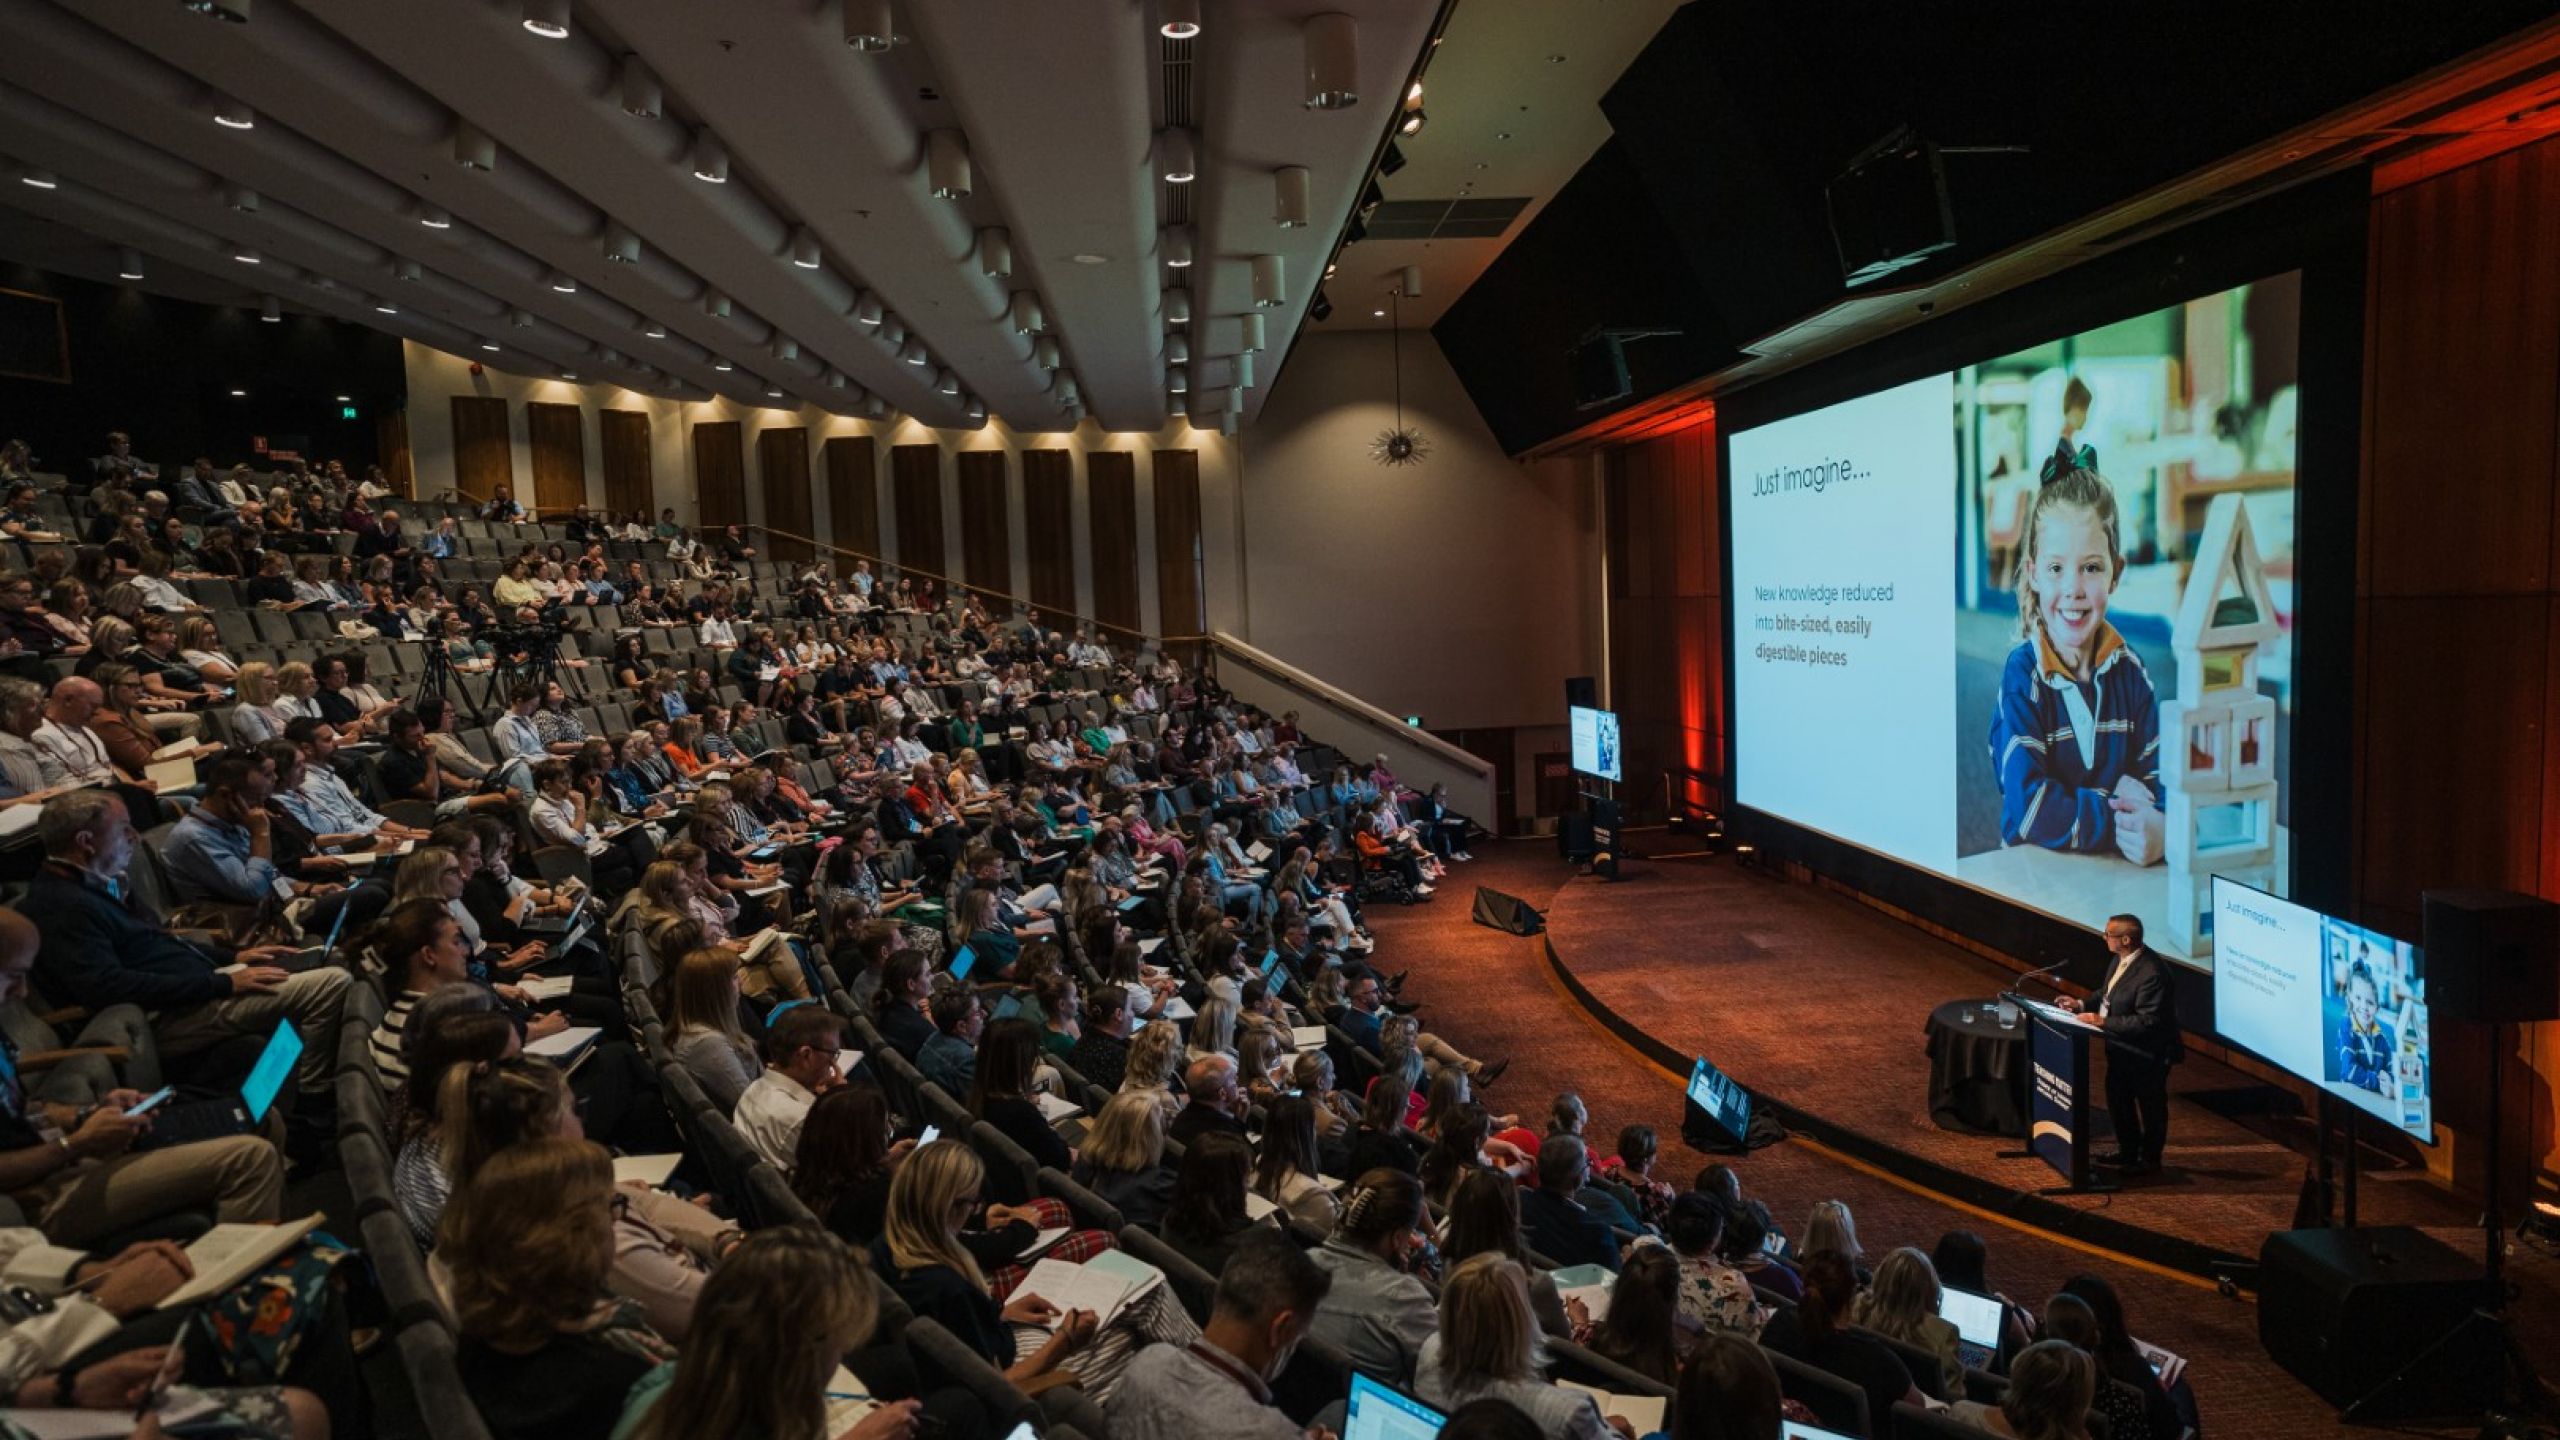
[1473,162,1489,170]
[230,388,247,397]
[234,247,261,264]
[19,169,58,190]
[1372,308,1385,317]
[1495,131,1511,141]
[521,0,569,38]
[713,359,733,371]
[481,339,501,352]
[212,96,256,129]
[335,394,351,402]
[643,322,667,339]
[1070,253,1110,266]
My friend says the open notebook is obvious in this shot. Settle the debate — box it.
[1014,1248,1164,1330]
[1558,1381,1664,1435]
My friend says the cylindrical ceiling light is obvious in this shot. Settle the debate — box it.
[1055,374,1081,406]
[372,295,398,315]
[453,119,497,171]
[1303,13,1359,109]
[1220,408,1239,437]
[763,381,785,398]
[690,131,729,183]
[1162,225,1194,268]
[925,129,971,199]
[18,169,57,190]
[1401,265,1423,298]
[619,56,662,117]
[865,394,889,419]
[1009,291,1045,335]
[1156,128,1197,184]
[1160,0,1202,39]
[418,203,452,229]
[117,249,144,280]
[560,367,580,381]
[703,288,731,318]
[520,0,569,38]
[1164,287,1192,326]
[1227,384,1246,413]
[397,258,424,283]
[1240,311,1266,352]
[934,367,960,395]
[713,358,734,371]
[1235,353,1257,389]
[226,185,259,213]
[1273,166,1312,227]
[1167,390,1187,418]
[643,320,667,338]
[1033,336,1062,369]
[510,306,534,327]
[978,228,1012,279]
[843,0,898,51]
[604,222,641,264]
[259,295,281,322]
[1167,364,1189,394]
[853,291,884,326]
[789,225,822,269]
[965,397,986,423]
[1250,253,1285,308]
[1165,334,1190,364]
[773,337,799,361]
[826,369,848,390]
[1399,107,1428,137]
[212,94,256,129]
[898,338,929,366]
[233,245,261,264]
[880,316,905,345]
[480,337,502,352]
[548,270,577,293]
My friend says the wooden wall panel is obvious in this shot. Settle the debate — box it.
[447,395,511,503]
[691,421,746,529]
[524,402,586,515]
[1151,449,1204,639]
[891,444,947,586]
[1603,423,1725,818]
[1088,450,1139,638]
[956,450,1012,600]
[598,409,653,518]
[374,409,413,497]
[1022,449,1076,621]
[756,427,814,561]
[824,436,879,561]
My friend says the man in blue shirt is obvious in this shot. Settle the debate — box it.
[1519,1136,1625,1272]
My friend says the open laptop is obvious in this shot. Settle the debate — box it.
[1782,1424,1860,1440]
[1345,1372,1445,1440]
[1938,1284,2005,1370]
[138,1021,301,1150]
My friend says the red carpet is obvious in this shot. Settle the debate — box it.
[1364,838,2560,1439]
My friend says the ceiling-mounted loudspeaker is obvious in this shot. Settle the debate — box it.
[1303,13,1359,109]
[1240,312,1266,351]
[604,222,641,264]
[520,0,569,39]
[703,289,731,318]
[1168,364,1189,394]
[259,295,280,322]
[690,131,729,183]
[1033,335,1062,369]
[935,368,960,396]
[549,270,577,293]
[853,291,884,326]
[619,57,662,117]
[212,94,256,129]
[926,129,971,199]
[1156,128,1197,184]
[1344,215,1367,245]
[1159,0,1201,39]
[1162,225,1193,269]
[1310,291,1332,322]
[418,203,452,230]
[844,0,899,51]
[1164,287,1193,326]
[510,306,534,327]
[1165,334,1190,364]
[788,226,821,269]
[398,259,424,283]
[1378,141,1406,177]
[184,0,252,21]
[1250,254,1285,308]
[978,228,1011,279]
[1274,166,1312,227]
[117,249,143,280]
[453,119,497,171]
[1009,291,1045,334]
[1826,127,1958,287]
[899,339,929,366]
[1400,265,1422,298]
[774,338,800,361]
[226,185,259,213]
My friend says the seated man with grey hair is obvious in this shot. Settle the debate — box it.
[1518,1134,1626,1273]
[1107,1228,1336,1440]
[1169,1051,1250,1148]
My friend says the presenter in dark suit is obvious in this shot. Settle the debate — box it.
[2060,913,2182,1175]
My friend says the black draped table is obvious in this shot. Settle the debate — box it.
[1925,996,2030,1136]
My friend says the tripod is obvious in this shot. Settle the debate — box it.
[411,640,495,724]
[2340,1019,2554,1425]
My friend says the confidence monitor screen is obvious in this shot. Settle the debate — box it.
[1570,705,1621,783]
[2212,877,2433,1142]
[1728,273,2303,971]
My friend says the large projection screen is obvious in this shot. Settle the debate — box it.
[1729,274,2302,970]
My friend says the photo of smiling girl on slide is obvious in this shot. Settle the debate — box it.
[1985,444,2165,866]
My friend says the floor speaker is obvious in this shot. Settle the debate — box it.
[1471,886,1544,936]
[2423,889,2560,1022]
[2257,1226,2496,1415]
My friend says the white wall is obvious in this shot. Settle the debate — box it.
[1240,330,1602,732]
[401,342,1244,638]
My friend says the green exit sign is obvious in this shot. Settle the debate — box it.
[339,405,359,420]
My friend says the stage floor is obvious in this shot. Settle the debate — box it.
[1539,852,2475,1270]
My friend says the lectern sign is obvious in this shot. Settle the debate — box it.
[2019,995,2090,1186]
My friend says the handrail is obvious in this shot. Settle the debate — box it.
[1206,631,1494,780]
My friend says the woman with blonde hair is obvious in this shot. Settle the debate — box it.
[177,613,239,685]
[1069,1088,1177,1228]
[665,946,757,1112]
[228,660,292,742]
[273,659,320,722]
[1235,1023,1292,1109]
[443,1137,678,1439]
[1951,1339,2097,1440]
[1803,1200,1865,1276]
[1850,1247,1963,1397]
[1187,993,1238,1061]
[1117,1018,1185,1124]
[1417,1254,1621,1438]
[617,1227,920,1440]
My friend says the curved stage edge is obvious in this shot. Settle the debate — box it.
[1536,927,2260,1285]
